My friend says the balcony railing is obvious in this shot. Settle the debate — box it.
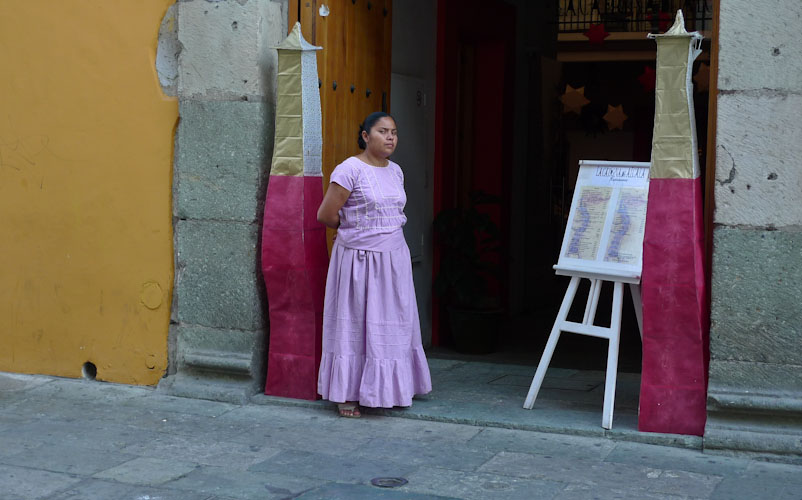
[558,0,713,34]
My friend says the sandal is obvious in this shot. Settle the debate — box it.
[337,402,361,418]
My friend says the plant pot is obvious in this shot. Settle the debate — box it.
[446,306,504,354]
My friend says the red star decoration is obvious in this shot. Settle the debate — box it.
[650,11,672,32]
[583,23,610,45]
[638,66,656,92]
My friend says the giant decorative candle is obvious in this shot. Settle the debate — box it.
[639,11,709,435]
[261,23,327,400]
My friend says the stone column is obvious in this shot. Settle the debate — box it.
[157,0,287,404]
[705,0,802,458]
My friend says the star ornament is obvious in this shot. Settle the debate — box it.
[603,104,628,130]
[560,85,591,114]
[583,23,610,45]
[693,62,710,92]
[638,66,656,92]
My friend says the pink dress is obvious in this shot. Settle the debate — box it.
[317,156,432,408]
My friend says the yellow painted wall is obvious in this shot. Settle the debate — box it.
[0,1,177,385]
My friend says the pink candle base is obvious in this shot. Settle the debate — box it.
[639,177,709,436]
[261,175,328,400]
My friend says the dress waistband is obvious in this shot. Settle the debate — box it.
[334,229,407,253]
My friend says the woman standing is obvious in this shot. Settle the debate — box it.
[316,112,432,417]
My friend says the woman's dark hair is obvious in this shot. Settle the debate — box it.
[357,111,395,150]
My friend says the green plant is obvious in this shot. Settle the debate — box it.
[433,191,502,309]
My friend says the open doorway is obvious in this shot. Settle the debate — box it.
[391,0,713,374]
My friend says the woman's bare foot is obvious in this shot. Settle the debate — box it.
[337,402,361,418]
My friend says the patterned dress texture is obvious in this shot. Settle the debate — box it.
[317,156,432,407]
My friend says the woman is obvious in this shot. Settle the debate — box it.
[316,112,432,418]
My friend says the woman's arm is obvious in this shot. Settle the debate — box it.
[317,183,351,229]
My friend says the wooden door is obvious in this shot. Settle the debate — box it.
[289,0,392,218]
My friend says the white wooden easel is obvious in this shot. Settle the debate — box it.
[523,272,642,429]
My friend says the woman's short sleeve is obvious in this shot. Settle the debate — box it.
[330,161,356,192]
[394,163,404,185]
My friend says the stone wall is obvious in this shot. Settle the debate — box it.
[705,0,802,459]
[158,0,287,403]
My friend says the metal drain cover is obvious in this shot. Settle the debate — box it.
[370,477,408,488]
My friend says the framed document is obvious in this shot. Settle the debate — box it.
[554,160,650,283]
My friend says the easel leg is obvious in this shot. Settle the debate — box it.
[583,279,603,324]
[601,281,625,429]
[524,276,581,410]
[629,283,643,340]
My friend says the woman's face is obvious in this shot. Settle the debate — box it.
[363,117,397,157]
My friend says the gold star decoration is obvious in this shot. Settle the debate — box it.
[603,104,628,130]
[560,85,590,115]
[693,62,710,92]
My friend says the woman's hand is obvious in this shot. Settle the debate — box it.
[317,183,350,229]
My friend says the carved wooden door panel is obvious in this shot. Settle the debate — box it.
[290,0,393,212]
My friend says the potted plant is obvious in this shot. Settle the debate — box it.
[433,191,504,354]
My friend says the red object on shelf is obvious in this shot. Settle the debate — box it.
[583,23,610,45]
[651,11,673,33]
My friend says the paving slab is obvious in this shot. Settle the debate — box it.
[227,415,374,454]
[0,419,165,454]
[163,466,324,500]
[0,432,44,458]
[742,460,802,485]
[398,466,566,500]
[0,442,135,476]
[46,478,218,500]
[478,451,723,498]
[118,393,238,417]
[215,403,334,427]
[120,432,281,469]
[4,398,145,430]
[384,398,611,437]
[707,461,802,500]
[0,464,82,500]
[709,475,795,500]
[466,427,617,460]
[93,457,198,486]
[21,377,151,403]
[113,407,250,440]
[353,436,497,471]
[248,449,417,484]
[329,415,483,444]
[604,441,751,477]
[555,483,697,500]
[296,482,461,499]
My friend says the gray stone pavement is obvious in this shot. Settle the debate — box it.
[2,369,802,500]
[258,358,696,449]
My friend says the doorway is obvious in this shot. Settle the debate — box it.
[289,0,714,374]
[391,0,713,374]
